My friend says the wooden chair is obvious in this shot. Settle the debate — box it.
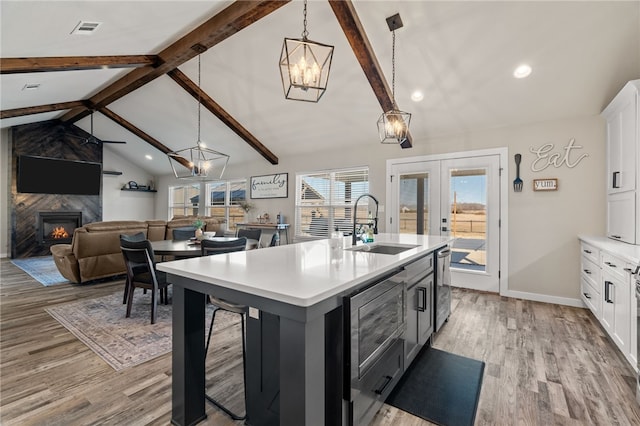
[119,232,146,304]
[200,236,248,420]
[119,237,171,324]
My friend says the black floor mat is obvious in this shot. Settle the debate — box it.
[386,347,485,426]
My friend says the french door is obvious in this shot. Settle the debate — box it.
[387,150,505,293]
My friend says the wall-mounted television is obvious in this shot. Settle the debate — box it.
[17,155,101,195]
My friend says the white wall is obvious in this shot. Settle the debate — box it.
[102,148,157,221]
[0,128,10,258]
[152,114,605,303]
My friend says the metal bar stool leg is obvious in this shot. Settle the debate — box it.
[204,309,247,421]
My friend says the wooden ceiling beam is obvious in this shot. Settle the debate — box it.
[60,0,291,123]
[328,0,413,148]
[168,68,278,165]
[98,107,190,170]
[0,55,158,74]
[0,101,85,119]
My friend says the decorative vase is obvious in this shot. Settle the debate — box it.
[195,228,203,240]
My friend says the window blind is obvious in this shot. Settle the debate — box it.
[295,167,369,238]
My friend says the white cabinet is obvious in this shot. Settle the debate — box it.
[578,237,639,372]
[601,251,635,368]
[602,80,640,244]
[607,191,636,243]
[580,243,601,318]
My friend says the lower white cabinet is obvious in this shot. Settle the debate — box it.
[602,267,630,355]
[579,237,638,372]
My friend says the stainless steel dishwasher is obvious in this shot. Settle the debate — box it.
[435,246,452,333]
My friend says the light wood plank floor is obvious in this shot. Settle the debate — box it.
[2,258,640,425]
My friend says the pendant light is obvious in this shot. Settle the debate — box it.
[168,54,229,180]
[378,14,411,144]
[279,0,334,102]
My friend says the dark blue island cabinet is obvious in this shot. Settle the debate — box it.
[168,278,344,426]
[159,234,451,426]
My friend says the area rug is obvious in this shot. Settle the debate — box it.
[10,255,69,286]
[386,347,485,426]
[45,290,236,371]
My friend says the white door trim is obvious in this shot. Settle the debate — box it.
[386,147,509,296]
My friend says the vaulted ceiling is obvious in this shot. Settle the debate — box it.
[2,1,639,176]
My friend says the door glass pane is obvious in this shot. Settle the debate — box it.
[449,168,487,271]
[399,173,429,234]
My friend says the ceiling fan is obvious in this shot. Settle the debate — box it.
[66,111,127,145]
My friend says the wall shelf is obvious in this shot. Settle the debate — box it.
[121,188,157,193]
[103,170,123,176]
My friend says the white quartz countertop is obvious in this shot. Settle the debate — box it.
[579,235,640,265]
[157,233,452,307]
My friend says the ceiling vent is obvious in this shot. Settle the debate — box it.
[22,83,41,91]
[70,21,102,35]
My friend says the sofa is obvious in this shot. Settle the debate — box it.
[50,217,224,283]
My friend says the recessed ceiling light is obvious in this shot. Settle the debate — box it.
[145,154,153,160]
[22,83,41,91]
[411,90,424,102]
[513,64,532,79]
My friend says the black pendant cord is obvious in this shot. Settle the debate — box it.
[391,29,396,110]
[301,0,309,40]
[197,54,201,144]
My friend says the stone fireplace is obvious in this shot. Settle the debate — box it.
[10,120,102,258]
[36,211,82,245]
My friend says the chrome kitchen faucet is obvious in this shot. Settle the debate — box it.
[352,193,379,245]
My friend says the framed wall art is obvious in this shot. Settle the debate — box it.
[250,173,288,199]
[533,178,558,191]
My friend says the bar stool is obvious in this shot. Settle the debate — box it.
[205,296,248,420]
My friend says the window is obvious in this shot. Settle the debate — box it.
[295,167,369,239]
[205,179,247,232]
[168,183,200,217]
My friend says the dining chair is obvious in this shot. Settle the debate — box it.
[237,229,262,248]
[119,237,171,324]
[199,236,248,420]
[172,226,196,241]
[119,232,146,304]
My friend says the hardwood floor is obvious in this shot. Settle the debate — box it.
[2,257,640,425]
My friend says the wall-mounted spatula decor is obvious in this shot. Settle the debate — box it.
[513,154,523,192]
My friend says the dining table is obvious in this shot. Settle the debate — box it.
[151,237,257,258]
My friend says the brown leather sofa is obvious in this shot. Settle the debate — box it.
[50,217,223,283]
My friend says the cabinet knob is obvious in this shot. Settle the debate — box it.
[584,249,592,254]
[583,292,591,300]
[610,235,622,239]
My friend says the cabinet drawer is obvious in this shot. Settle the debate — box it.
[581,276,600,318]
[602,252,628,281]
[580,242,600,264]
[581,256,600,292]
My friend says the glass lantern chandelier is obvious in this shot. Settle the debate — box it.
[168,54,229,180]
[279,0,334,103]
[378,14,411,144]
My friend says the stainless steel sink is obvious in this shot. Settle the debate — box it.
[345,243,419,255]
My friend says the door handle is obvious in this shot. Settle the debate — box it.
[374,375,393,395]
[605,281,614,303]
[417,287,426,312]
[613,171,620,188]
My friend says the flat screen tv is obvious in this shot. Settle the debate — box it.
[17,155,102,195]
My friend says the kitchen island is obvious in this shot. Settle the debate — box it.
[158,233,452,426]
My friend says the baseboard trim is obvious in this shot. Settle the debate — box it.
[502,289,584,308]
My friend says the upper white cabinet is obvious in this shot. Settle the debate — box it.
[602,80,639,244]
